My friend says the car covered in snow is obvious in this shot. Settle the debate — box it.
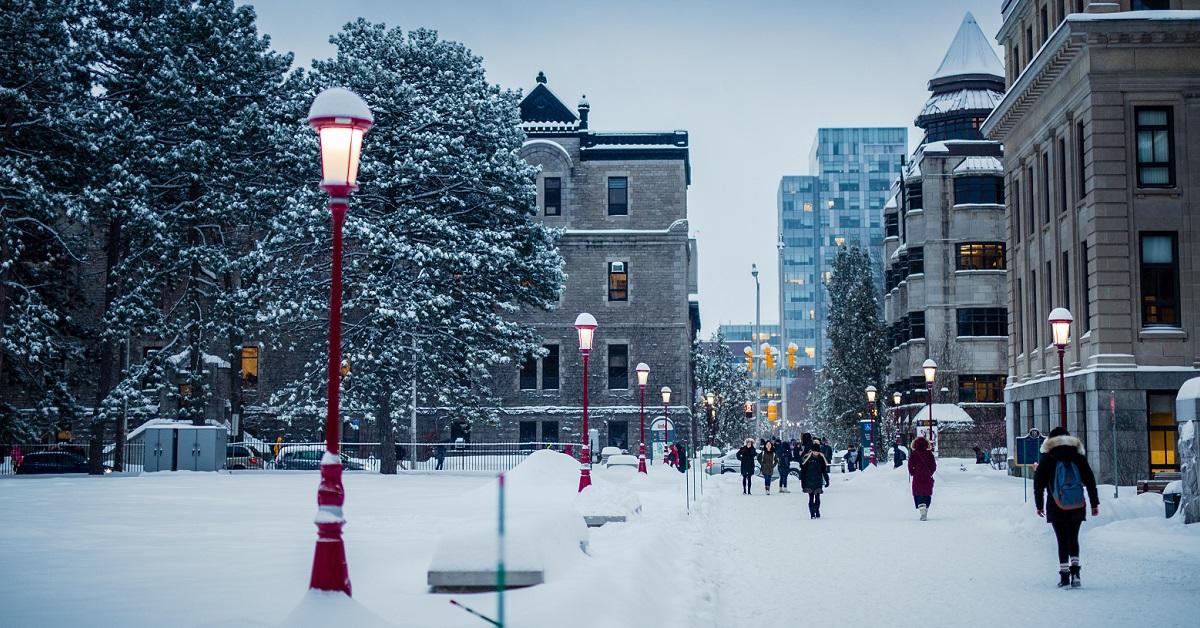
[274,446,366,471]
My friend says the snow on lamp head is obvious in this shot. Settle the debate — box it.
[1048,307,1073,349]
[636,362,650,388]
[922,358,938,385]
[865,385,877,403]
[308,87,374,198]
[574,312,597,355]
[705,391,715,406]
[661,386,672,405]
[892,391,902,406]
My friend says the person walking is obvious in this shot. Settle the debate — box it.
[1034,426,1100,589]
[777,438,793,493]
[799,433,812,462]
[758,440,777,495]
[434,439,448,471]
[675,441,689,474]
[973,445,986,464]
[908,436,936,521]
[800,442,830,518]
[892,441,907,469]
[737,438,757,495]
[815,438,833,471]
[844,445,858,473]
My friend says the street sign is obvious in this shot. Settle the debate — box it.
[1014,430,1044,466]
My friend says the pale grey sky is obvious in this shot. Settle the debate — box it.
[244,0,1004,337]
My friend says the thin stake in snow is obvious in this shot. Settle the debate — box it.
[449,600,500,627]
[498,472,506,627]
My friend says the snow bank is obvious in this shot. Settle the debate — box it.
[279,591,392,628]
[427,507,588,576]
[575,482,642,518]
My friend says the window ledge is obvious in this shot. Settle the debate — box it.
[1139,327,1186,340]
[606,300,631,307]
[953,203,1004,210]
[906,209,924,216]
[1134,188,1181,199]
[955,336,1007,341]
[885,235,899,242]
[953,269,1006,275]
[907,273,925,279]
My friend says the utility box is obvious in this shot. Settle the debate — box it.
[136,424,227,472]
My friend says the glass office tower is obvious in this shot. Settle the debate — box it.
[778,128,907,369]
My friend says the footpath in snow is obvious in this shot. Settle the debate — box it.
[0,454,1197,627]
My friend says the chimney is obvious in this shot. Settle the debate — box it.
[578,94,590,130]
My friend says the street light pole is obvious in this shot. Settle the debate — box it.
[636,362,649,474]
[922,358,938,456]
[575,313,598,492]
[751,264,761,434]
[661,387,672,465]
[307,87,373,596]
[865,385,877,466]
[1049,308,1074,430]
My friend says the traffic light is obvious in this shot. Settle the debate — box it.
[762,343,776,370]
[743,345,754,372]
[787,342,798,369]
[743,401,753,418]
[767,401,778,422]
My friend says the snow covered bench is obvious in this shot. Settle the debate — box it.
[1137,472,1181,495]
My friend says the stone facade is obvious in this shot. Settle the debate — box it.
[445,73,698,455]
[982,1,1200,483]
[884,13,1010,458]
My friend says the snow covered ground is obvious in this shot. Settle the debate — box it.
[0,456,1197,627]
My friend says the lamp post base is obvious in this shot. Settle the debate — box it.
[310,458,351,595]
[637,442,647,474]
[578,445,592,492]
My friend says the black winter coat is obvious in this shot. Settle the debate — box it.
[777,443,792,469]
[736,446,757,474]
[1033,435,1099,523]
[799,451,829,491]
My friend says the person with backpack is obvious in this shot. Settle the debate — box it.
[908,436,936,520]
[1034,426,1100,589]
[758,440,778,495]
[892,441,907,469]
[800,442,830,518]
[776,438,792,493]
[736,438,757,494]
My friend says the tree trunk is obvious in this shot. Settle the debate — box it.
[378,392,396,474]
[0,237,11,383]
[226,270,243,441]
[90,216,123,475]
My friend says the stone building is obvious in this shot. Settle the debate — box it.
[981,0,1200,483]
[457,72,699,453]
[883,13,1009,457]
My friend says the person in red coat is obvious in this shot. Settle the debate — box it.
[907,436,937,521]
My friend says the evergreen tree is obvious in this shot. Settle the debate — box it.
[0,0,95,440]
[83,0,294,439]
[254,23,565,471]
[691,333,756,448]
[814,246,888,445]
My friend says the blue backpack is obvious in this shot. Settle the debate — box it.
[1052,460,1086,510]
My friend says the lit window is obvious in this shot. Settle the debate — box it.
[808,309,815,320]
[826,200,835,209]
[803,202,813,212]
[1148,391,1178,472]
[608,261,629,301]
[804,346,815,359]
[1140,233,1179,327]
[240,347,259,388]
[834,236,846,247]
[956,242,1006,270]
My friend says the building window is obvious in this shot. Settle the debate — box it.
[959,374,1007,403]
[953,176,1004,205]
[1080,240,1091,333]
[1041,151,1050,224]
[1140,232,1179,327]
[1134,0,1171,9]
[803,201,813,212]
[541,344,559,390]
[885,213,899,238]
[956,242,1006,270]
[1030,270,1039,348]
[542,420,559,443]
[240,346,259,388]
[1040,5,1048,44]
[1015,278,1024,353]
[607,343,628,390]
[908,247,924,275]
[607,177,628,215]
[543,177,561,216]
[957,307,1007,337]
[1046,261,1053,318]
[519,355,537,390]
[1058,138,1068,213]
[1135,107,1175,187]
[1076,121,1086,200]
[905,182,923,210]
[1061,251,1070,312]
[607,261,629,301]
[1012,175,1021,237]
[1148,391,1179,472]
[909,311,926,340]
[1026,166,1035,234]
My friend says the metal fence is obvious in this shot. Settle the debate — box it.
[236,440,571,473]
[1,442,145,475]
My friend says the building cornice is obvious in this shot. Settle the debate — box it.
[982,25,1084,141]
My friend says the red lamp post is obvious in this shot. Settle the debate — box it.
[922,358,938,456]
[661,386,672,464]
[306,87,373,596]
[575,313,598,492]
[865,385,877,466]
[1049,308,1073,430]
[635,362,650,473]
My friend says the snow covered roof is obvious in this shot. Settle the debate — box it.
[911,403,974,427]
[903,160,922,181]
[166,349,231,369]
[884,194,898,210]
[917,88,1004,119]
[930,13,1004,83]
[953,156,1004,175]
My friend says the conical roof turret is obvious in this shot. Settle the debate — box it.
[929,12,1004,89]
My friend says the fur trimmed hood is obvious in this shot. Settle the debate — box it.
[1041,434,1085,456]
[910,436,930,452]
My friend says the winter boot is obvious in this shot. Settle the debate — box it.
[808,503,817,519]
[918,504,928,521]
[1070,561,1081,588]
[1057,566,1071,589]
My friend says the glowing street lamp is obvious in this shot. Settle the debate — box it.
[575,313,598,491]
[306,87,373,596]
[636,362,650,473]
[1049,307,1074,429]
[865,386,877,466]
[922,358,938,455]
[661,386,672,463]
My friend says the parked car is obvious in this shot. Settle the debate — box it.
[599,446,625,463]
[275,447,365,471]
[14,450,92,475]
[704,449,800,479]
[226,444,269,470]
